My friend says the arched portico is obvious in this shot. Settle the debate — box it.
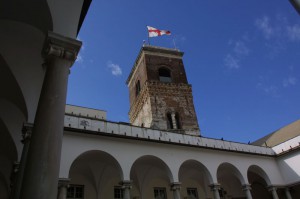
[130,155,174,199]
[217,162,246,199]
[68,150,124,199]
[179,159,213,199]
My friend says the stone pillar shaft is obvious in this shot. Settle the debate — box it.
[285,188,293,199]
[171,182,181,199]
[242,184,253,199]
[209,184,221,199]
[10,123,33,199]
[20,32,81,199]
[268,187,279,199]
[121,180,132,199]
[58,178,70,199]
[171,113,177,129]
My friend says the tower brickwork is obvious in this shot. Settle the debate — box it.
[126,45,200,136]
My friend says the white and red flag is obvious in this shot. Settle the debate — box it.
[147,26,171,37]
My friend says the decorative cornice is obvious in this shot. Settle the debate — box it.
[43,31,82,64]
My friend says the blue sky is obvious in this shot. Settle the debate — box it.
[67,1,300,143]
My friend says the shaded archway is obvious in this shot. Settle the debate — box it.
[217,162,245,199]
[130,155,174,199]
[69,150,123,199]
[179,160,213,199]
[247,165,272,199]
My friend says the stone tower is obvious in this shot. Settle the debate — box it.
[126,45,200,136]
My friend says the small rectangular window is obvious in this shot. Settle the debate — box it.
[187,188,198,199]
[114,187,123,199]
[154,187,167,199]
[67,184,84,199]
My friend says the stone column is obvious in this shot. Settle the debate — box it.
[209,183,221,199]
[10,123,33,199]
[285,187,293,199]
[121,180,132,199]
[242,184,253,199]
[20,32,81,199]
[57,178,70,199]
[171,113,177,129]
[268,186,279,199]
[171,182,181,199]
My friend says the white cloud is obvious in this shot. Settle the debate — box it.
[107,61,122,76]
[233,41,249,56]
[283,77,297,87]
[224,54,240,69]
[287,24,300,41]
[76,53,83,63]
[255,16,274,39]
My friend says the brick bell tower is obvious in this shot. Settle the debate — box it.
[126,45,200,136]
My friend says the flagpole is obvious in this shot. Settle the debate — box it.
[146,25,151,46]
[173,35,177,50]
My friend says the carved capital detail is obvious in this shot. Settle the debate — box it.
[43,31,82,64]
[22,123,33,143]
[170,182,181,191]
[58,178,71,188]
[119,180,132,189]
[242,184,252,191]
[209,183,221,191]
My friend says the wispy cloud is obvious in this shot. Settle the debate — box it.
[75,37,86,65]
[224,54,240,69]
[255,16,274,39]
[76,54,83,63]
[107,61,122,76]
[256,75,279,97]
[224,39,250,70]
[233,41,249,56]
[255,15,300,43]
[283,76,297,87]
[287,24,300,41]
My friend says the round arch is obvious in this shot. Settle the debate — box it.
[179,159,213,199]
[130,155,174,199]
[217,162,246,198]
[68,150,124,199]
[248,165,271,199]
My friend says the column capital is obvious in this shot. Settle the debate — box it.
[209,183,221,191]
[170,182,181,191]
[119,180,132,189]
[22,123,33,143]
[43,32,82,63]
[267,186,277,192]
[242,184,252,191]
[13,161,20,173]
[58,178,71,188]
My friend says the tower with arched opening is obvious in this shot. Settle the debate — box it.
[126,45,200,136]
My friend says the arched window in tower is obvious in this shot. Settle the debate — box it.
[175,112,181,129]
[159,67,172,83]
[135,80,141,96]
[166,112,173,129]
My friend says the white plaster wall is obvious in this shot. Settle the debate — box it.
[47,0,84,38]
[276,150,300,185]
